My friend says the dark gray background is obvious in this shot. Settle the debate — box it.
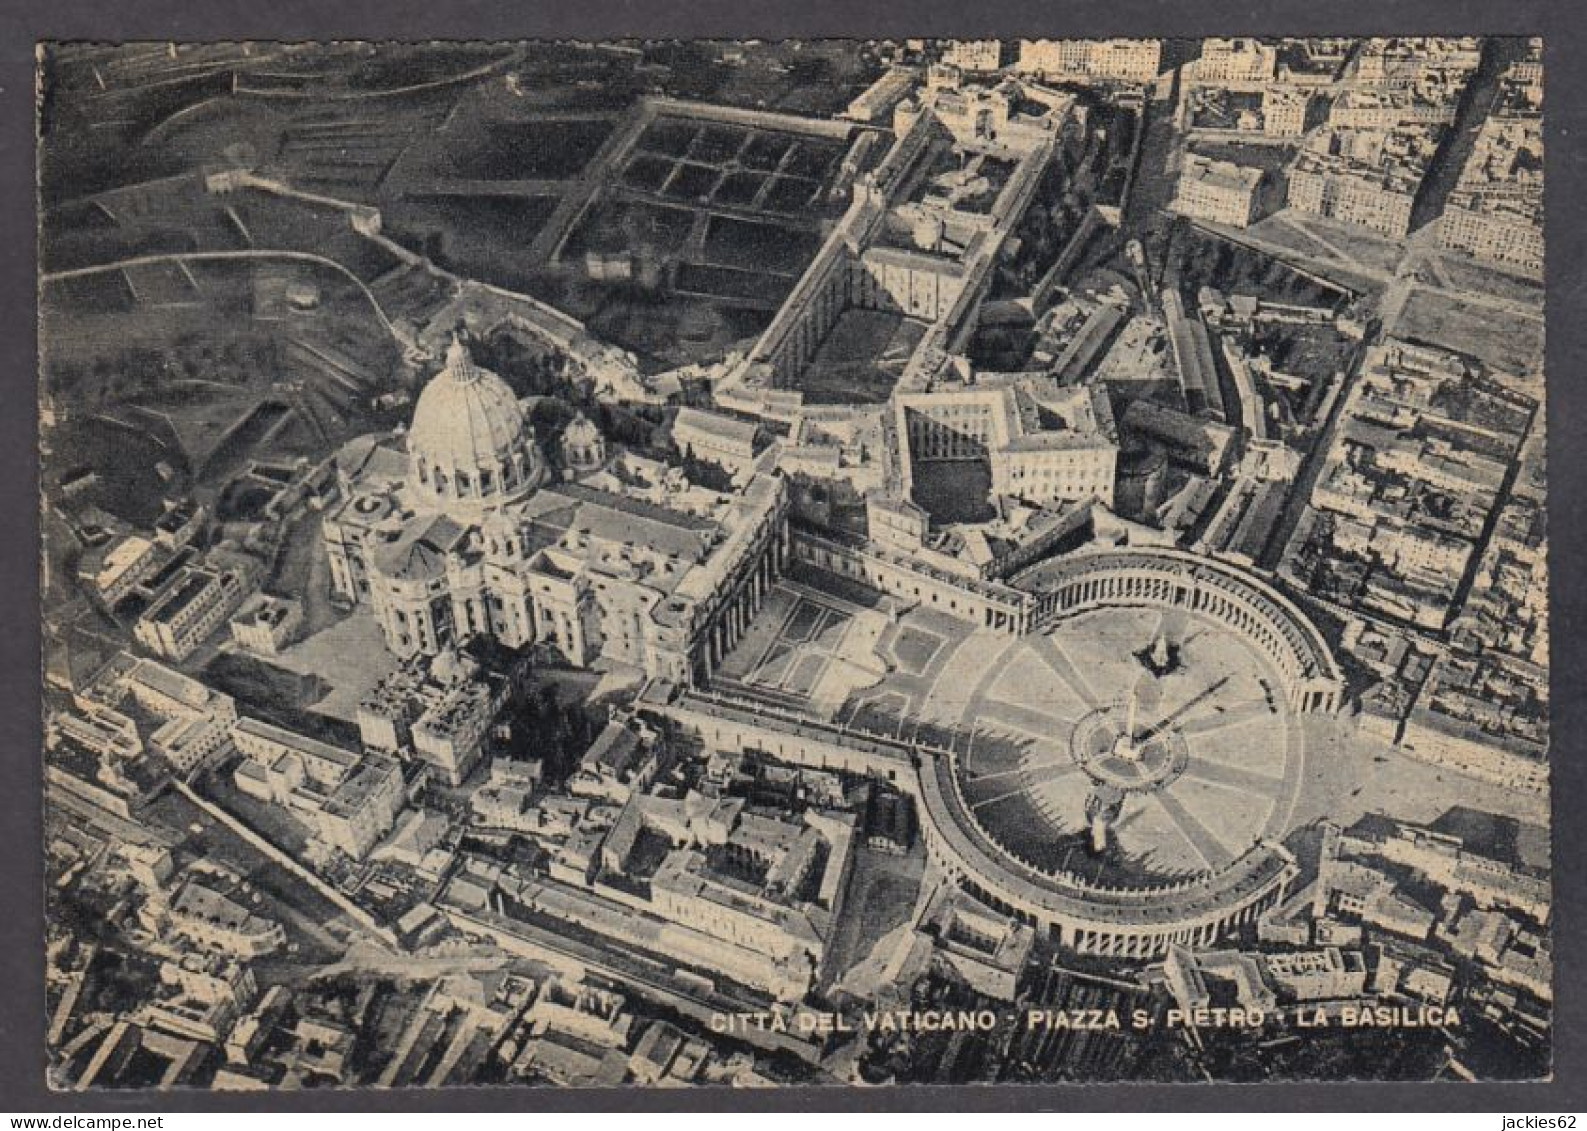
[6,0,1583,1112]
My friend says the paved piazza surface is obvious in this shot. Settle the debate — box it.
[950,606,1300,884]
[725,592,1303,886]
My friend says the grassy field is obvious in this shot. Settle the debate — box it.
[703,216,823,275]
[43,252,400,534]
[1417,249,1544,307]
[47,415,182,526]
[1251,210,1405,278]
[383,194,560,292]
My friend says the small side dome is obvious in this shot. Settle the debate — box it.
[560,411,607,473]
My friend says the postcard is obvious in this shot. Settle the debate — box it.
[38,38,1549,1089]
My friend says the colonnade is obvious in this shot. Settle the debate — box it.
[665,657,1300,959]
[697,525,791,682]
[912,735,1300,960]
[920,811,1295,960]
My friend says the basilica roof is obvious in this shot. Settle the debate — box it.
[372,513,469,582]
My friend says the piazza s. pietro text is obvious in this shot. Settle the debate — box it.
[37,38,1549,1089]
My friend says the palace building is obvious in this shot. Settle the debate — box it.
[322,337,790,685]
[893,376,1120,509]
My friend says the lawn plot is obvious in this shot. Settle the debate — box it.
[627,114,848,219]
[889,624,945,677]
[562,199,696,260]
[443,118,617,182]
[703,217,823,276]
[785,599,833,642]
[1414,250,1543,308]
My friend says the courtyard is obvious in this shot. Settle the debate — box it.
[714,563,1549,893]
[715,581,893,716]
[796,309,927,405]
[907,459,997,526]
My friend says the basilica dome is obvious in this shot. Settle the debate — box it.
[408,335,542,508]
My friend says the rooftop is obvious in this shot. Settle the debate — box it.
[1182,154,1264,193]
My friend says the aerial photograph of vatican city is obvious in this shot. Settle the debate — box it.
[37,37,1549,1089]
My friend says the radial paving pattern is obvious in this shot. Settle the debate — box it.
[956,606,1299,883]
